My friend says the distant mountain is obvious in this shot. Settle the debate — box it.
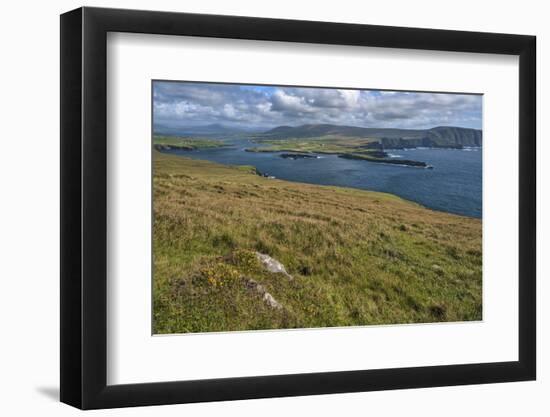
[263,123,428,139]
[154,123,258,136]
[261,124,482,148]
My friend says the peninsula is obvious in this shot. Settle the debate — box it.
[244,124,481,168]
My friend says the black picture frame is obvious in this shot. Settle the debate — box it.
[60,6,536,410]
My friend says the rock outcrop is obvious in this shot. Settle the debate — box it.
[379,127,482,149]
[245,278,283,310]
[240,252,295,310]
[255,253,293,280]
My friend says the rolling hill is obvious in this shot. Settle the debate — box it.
[260,124,482,148]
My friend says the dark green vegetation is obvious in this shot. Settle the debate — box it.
[255,123,482,148]
[153,135,225,151]
[280,153,319,160]
[338,153,428,167]
[153,152,482,334]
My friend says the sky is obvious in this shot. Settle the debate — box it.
[153,81,482,132]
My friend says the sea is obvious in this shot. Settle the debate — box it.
[163,137,482,218]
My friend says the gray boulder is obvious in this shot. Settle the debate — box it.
[255,253,293,280]
[245,278,283,310]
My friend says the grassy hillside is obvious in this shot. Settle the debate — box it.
[153,151,482,334]
[246,136,378,154]
[258,123,482,147]
[260,123,428,139]
[251,124,483,149]
[153,135,224,150]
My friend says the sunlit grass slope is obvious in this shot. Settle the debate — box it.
[153,151,482,334]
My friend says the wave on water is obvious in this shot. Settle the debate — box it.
[387,153,403,158]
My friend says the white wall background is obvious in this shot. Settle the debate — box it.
[0,0,546,415]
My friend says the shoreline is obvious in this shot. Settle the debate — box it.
[245,147,431,168]
[155,149,481,220]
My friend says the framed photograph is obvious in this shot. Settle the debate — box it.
[60,7,536,409]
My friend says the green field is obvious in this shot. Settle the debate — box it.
[153,135,224,150]
[244,136,430,166]
[153,151,482,334]
[246,136,379,155]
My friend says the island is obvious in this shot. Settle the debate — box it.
[279,153,319,160]
[245,137,431,167]
[338,153,430,167]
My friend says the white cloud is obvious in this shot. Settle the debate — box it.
[153,81,482,131]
